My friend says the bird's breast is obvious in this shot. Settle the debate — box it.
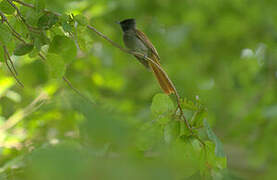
[123,33,149,55]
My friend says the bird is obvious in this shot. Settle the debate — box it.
[118,18,175,95]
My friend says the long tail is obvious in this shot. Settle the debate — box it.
[148,55,175,95]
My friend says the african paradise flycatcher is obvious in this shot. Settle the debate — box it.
[119,18,175,94]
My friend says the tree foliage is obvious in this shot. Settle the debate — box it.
[0,0,277,179]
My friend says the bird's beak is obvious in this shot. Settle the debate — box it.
[115,21,120,24]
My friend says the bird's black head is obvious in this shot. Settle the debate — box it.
[119,18,136,32]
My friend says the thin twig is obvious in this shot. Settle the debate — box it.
[0,10,26,44]
[12,0,61,16]
[0,92,48,132]
[7,21,26,43]
[62,76,94,105]
[6,0,26,23]
[0,11,7,22]
[6,0,40,33]
[3,45,24,87]
[39,53,94,105]
[3,45,18,76]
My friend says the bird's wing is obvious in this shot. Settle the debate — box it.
[135,29,160,61]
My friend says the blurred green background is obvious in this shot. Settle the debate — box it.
[0,0,277,179]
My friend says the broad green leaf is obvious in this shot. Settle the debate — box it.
[136,123,163,151]
[164,121,179,144]
[203,119,225,157]
[60,14,73,33]
[31,32,50,51]
[0,47,4,62]
[46,53,66,79]
[0,23,12,43]
[62,21,72,33]
[205,141,227,170]
[37,13,59,30]
[76,26,89,51]
[151,93,174,116]
[191,108,207,127]
[182,98,198,111]
[157,116,170,125]
[13,43,34,56]
[24,8,39,26]
[10,16,29,38]
[48,35,77,63]
[0,0,15,14]
[74,14,88,26]
[34,0,45,15]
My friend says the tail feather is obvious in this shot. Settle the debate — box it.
[149,56,175,95]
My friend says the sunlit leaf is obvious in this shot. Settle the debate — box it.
[46,53,66,79]
[151,93,174,116]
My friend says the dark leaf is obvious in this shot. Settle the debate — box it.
[37,13,59,30]
[13,43,34,56]
[48,35,77,63]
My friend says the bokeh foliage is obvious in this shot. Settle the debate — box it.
[0,0,277,179]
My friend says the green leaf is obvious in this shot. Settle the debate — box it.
[46,53,66,79]
[74,14,88,26]
[191,108,207,127]
[0,23,12,43]
[182,98,198,111]
[62,21,72,33]
[10,16,28,38]
[164,121,179,144]
[13,43,34,56]
[0,0,15,15]
[157,116,170,125]
[203,119,225,157]
[37,13,59,30]
[31,32,50,51]
[34,0,45,15]
[24,8,39,26]
[151,93,174,116]
[204,141,227,170]
[48,35,77,63]
[0,47,4,62]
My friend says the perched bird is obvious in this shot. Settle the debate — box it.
[119,18,175,94]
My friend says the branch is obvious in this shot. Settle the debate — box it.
[12,0,61,16]
[2,45,24,87]
[7,0,40,33]
[0,11,27,44]
[1,3,90,104]
[87,25,192,130]
[3,45,18,76]
[38,53,94,105]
